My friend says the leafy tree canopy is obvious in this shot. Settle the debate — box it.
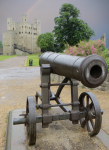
[36,32,55,52]
[52,3,95,49]
[0,41,3,48]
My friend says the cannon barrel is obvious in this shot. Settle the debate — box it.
[39,52,108,88]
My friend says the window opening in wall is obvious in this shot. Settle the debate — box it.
[13,28,14,30]
[22,32,23,34]
[29,32,30,34]
[25,26,26,28]
[25,19,26,21]
[22,26,23,28]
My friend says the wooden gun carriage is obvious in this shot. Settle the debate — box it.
[13,52,108,145]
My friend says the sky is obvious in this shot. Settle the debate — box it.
[0,0,109,48]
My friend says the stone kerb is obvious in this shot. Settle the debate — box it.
[51,73,109,92]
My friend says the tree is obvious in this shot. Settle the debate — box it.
[52,3,95,49]
[0,41,3,48]
[36,32,55,52]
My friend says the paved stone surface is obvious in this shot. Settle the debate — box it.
[0,56,26,69]
[5,109,108,150]
[0,67,40,80]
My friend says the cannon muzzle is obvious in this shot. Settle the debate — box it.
[39,52,108,88]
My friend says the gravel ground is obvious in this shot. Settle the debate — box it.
[0,56,109,149]
[0,76,109,149]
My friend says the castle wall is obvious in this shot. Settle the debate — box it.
[3,30,15,55]
[15,49,28,55]
[0,48,3,54]
[3,14,41,55]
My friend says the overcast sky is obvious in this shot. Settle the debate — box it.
[0,0,109,48]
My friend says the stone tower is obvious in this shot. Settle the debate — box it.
[100,33,106,46]
[3,14,41,55]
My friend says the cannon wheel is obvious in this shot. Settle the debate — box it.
[55,77,70,97]
[79,92,102,136]
[26,96,36,145]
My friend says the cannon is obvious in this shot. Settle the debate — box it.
[13,52,108,145]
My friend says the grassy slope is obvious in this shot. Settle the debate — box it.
[0,55,16,61]
[26,54,40,66]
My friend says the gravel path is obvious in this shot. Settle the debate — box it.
[0,56,26,69]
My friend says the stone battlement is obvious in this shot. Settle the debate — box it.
[3,15,41,55]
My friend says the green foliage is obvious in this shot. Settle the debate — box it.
[36,32,55,52]
[106,59,109,72]
[0,41,3,48]
[54,46,63,53]
[52,3,95,49]
[65,39,107,59]
[65,39,109,72]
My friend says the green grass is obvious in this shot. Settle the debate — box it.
[26,52,66,67]
[0,55,16,61]
[26,54,42,66]
[61,52,65,54]
[5,114,8,122]
[26,52,67,67]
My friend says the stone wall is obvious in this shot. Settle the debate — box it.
[51,73,109,92]
[15,49,28,55]
[3,14,41,55]
[100,33,106,46]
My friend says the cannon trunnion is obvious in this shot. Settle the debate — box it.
[13,52,108,145]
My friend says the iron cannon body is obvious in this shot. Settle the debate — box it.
[13,52,108,145]
[39,52,108,88]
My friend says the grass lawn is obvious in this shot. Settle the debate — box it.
[0,55,16,61]
[26,54,41,66]
[26,52,66,67]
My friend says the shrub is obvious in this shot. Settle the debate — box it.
[106,59,109,72]
[65,39,107,59]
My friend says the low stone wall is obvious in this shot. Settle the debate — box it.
[15,49,28,55]
[51,73,109,92]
